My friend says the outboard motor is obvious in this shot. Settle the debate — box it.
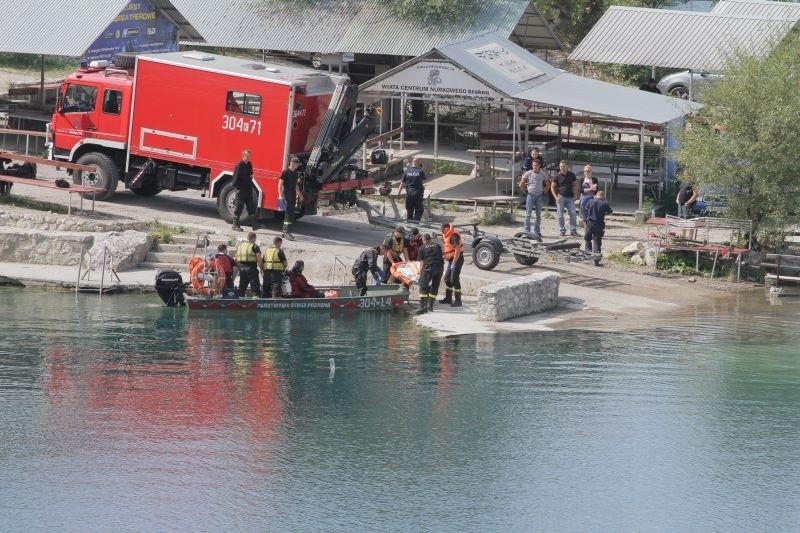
[155,269,186,307]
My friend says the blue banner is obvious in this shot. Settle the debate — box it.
[84,0,177,63]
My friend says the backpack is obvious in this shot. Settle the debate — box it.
[1,162,36,178]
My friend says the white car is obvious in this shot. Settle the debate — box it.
[657,70,722,99]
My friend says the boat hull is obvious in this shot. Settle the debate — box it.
[183,285,409,311]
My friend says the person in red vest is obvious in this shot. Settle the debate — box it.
[439,222,464,307]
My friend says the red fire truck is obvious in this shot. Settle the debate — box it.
[48,51,378,222]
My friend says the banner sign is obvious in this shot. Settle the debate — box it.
[84,0,177,63]
[467,44,545,83]
[369,61,501,100]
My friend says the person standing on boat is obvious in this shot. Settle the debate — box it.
[235,231,263,297]
[352,245,388,296]
[439,222,464,307]
[263,235,288,298]
[232,149,258,232]
[215,243,238,291]
[415,233,444,315]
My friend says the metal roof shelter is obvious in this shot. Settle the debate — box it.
[170,0,562,55]
[712,0,800,23]
[0,0,200,56]
[568,6,797,71]
[360,32,698,209]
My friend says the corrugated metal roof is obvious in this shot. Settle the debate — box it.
[0,0,201,56]
[170,0,561,55]
[0,0,128,56]
[712,0,800,22]
[569,6,795,70]
[361,32,698,125]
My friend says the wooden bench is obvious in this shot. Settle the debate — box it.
[0,151,101,214]
[611,144,661,189]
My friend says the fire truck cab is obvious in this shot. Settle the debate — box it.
[49,51,377,222]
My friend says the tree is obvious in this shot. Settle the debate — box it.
[676,33,800,248]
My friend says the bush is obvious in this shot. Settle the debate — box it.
[148,220,189,244]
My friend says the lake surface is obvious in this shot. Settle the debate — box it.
[1,289,798,531]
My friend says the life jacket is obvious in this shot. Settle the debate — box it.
[235,241,257,264]
[442,224,463,260]
[385,233,405,256]
[264,247,283,271]
[188,257,213,296]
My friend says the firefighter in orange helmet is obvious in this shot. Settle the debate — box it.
[439,222,464,307]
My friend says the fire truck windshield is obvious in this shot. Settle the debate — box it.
[62,84,98,113]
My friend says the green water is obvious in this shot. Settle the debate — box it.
[1,289,799,531]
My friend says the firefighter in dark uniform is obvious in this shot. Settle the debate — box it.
[396,157,426,221]
[232,149,257,232]
[279,156,302,241]
[352,245,387,296]
[415,233,444,315]
[262,235,288,298]
[440,222,464,307]
[234,231,263,297]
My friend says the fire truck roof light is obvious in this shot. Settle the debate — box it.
[88,60,110,69]
[182,52,215,61]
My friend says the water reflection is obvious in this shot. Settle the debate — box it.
[1,290,799,530]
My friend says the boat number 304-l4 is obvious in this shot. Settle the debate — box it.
[222,114,263,135]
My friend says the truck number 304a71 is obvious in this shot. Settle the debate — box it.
[222,115,262,135]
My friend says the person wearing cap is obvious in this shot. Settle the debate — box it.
[440,222,464,307]
[407,227,423,261]
[396,157,426,221]
[232,149,258,232]
[279,156,303,241]
[382,226,409,282]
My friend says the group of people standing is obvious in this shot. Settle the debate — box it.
[191,231,319,299]
[519,147,613,263]
[231,149,301,241]
[351,222,464,314]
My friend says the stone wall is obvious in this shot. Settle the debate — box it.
[0,210,152,271]
[476,272,560,322]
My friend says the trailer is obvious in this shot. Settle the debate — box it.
[471,231,599,270]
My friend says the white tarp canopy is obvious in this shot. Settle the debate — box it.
[361,31,698,125]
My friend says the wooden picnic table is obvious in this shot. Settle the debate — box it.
[1,151,102,214]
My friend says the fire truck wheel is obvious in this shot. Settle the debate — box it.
[217,181,255,224]
[74,152,119,201]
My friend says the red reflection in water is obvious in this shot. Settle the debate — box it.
[40,324,285,442]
